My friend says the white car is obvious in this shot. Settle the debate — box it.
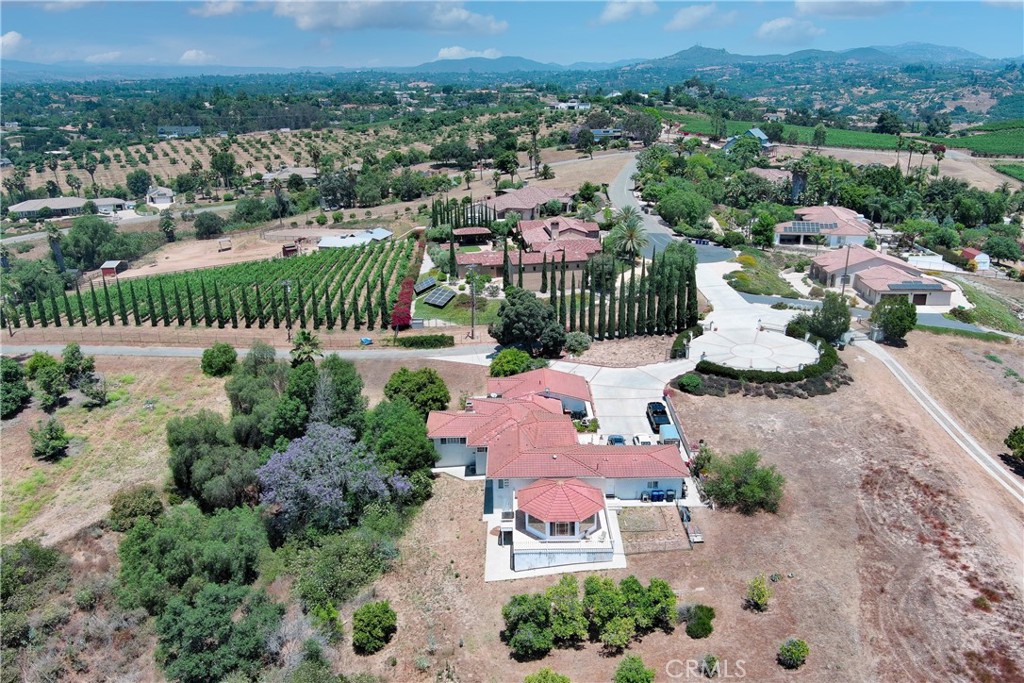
[632,434,658,446]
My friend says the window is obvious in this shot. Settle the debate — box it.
[580,514,597,531]
[440,437,467,445]
[646,481,659,489]
[527,515,546,536]
[476,446,488,453]
[497,479,509,489]
[552,522,574,537]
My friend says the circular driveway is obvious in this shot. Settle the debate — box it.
[689,327,819,372]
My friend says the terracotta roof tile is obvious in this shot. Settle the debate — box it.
[517,479,605,522]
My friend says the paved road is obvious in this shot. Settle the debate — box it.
[607,155,733,263]
[859,340,1024,506]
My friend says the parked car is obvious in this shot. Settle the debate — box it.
[607,434,626,446]
[632,434,657,446]
[646,401,671,432]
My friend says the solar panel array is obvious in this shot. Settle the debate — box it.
[888,281,943,291]
[414,277,437,295]
[783,221,839,234]
[423,287,456,308]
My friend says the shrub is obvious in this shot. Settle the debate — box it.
[700,654,719,678]
[508,621,554,660]
[870,296,917,342]
[74,586,99,611]
[563,331,592,356]
[718,231,746,248]
[685,604,715,639]
[29,417,70,460]
[694,338,838,385]
[808,285,824,298]
[315,213,328,226]
[490,348,538,377]
[670,325,704,358]
[352,600,398,654]
[61,343,95,388]
[194,212,226,239]
[613,655,655,683]
[736,254,757,268]
[600,615,636,652]
[948,306,976,323]
[395,334,454,349]
[25,351,59,380]
[679,373,704,394]
[524,669,570,683]
[35,364,69,411]
[109,484,165,531]
[703,449,784,514]
[383,367,450,418]
[200,342,238,377]
[745,574,772,612]
[777,638,809,669]
[1,357,31,419]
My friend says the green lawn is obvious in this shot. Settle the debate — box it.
[458,245,482,253]
[954,280,1024,334]
[725,248,801,298]
[993,164,1024,182]
[414,291,502,326]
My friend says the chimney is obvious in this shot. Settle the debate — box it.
[465,401,474,412]
[549,219,559,240]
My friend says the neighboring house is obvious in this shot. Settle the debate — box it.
[146,186,175,206]
[809,244,923,287]
[722,128,774,156]
[317,227,392,250]
[7,196,126,219]
[518,216,600,252]
[960,247,991,271]
[487,367,594,418]
[156,125,201,139]
[747,167,792,185]
[481,187,574,220]
[590,128,623,142]
[775,205,873,248]
[853,266,953,306]
[100,260,128,278]
[426,369,689,572]
[547,100,591,111]
[261,166,319,183]
[452,227,493,245]
[95,197,131,214]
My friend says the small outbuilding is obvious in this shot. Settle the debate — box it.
[960,248,991,271]
[100,260,128,277]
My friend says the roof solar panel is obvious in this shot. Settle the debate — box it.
[414,277,437,294]
[423,287,456,308]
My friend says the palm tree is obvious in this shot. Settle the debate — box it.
[307,144,322,171]
[674,136,688,157]
[615,205,643,227]
[608,217,649,261]
[46,223,66,272]
[290,329,323,366]
[66,173,82,197]
[270,178,286,226]
[245,160,254,179]
[47,156,60,189]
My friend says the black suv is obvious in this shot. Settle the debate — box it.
[646,402,670,432]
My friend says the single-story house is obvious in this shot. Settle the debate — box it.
[452,227,493,245]
[809,244,923,287]
[157,125,201,139]
[455,244,594,289]
[317,227,392,250]
[548,100,591,111]
[100,260,128,277]
[590,128,623,142]
[853,265,953,306]
[146,186,175,206]
[7,196,126,220]
[723,128,774,156]
[262,166,319,183]
[518,216,600,252]
[427,370,689,572]
[775,205,873,248]
[960,248,991,271]
[487,367,594,418]
[481,187,574,220]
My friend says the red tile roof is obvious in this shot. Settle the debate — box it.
[811,244,921,276]
[775,205,873,237]
[519,217,600,249]
[484,187,574,213]
[456,248,593,268]
[854,265,953,293]
[453,227,493,236]
[487,368,593,404]
[517,479,605,522]
[961,247,982,260]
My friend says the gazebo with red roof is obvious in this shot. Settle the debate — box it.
[516,478,605,540]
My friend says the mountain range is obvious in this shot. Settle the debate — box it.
[1,43,1013,83]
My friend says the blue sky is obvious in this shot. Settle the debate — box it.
[1,1,1021,68]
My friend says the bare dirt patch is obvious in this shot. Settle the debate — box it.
[574,334,675,366]
[352,358,489,408]
[1,356,229,545]
[119,230,284,278]
[888,331,1024,460]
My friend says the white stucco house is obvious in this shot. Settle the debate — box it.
[427,369,689,572]
[775,205,873,248]
[960,248,991,271]
[146,186,175,206]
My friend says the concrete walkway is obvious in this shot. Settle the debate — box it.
[859,340,1024,506]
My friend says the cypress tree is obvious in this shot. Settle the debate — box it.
[365,279,375,331]
[663,261,676,333]
[502,239,511,287]
[114,280,128,325]
[378,271,389,329]
[636,260,647,336]
[517,247,524,288]
[646,251,658,335]
[282,283,292,331]
[338,285,347,330]
[62,288,75,326]
[676,259,687,332]
[558,252,567,327]
[158,282,171,327]
[296,280,307,328]
[269,286,280,329]
[352,290,361,330]
[324,283,334,330]
[587,264,596,338]
[617,273,626,336]
[448,238,457,278]
[309,281,321,329]
[579,266,588,332]
[36,290,49,327]
[74,281,87,327]
[212,282,225,329]
[199,279,212,327]
[173,283,186,326]
[101,281,115,325]
[607,278,617,339]
[240,287,253,328]
[254,284,266,329]
[49,289,62,327]
[654,255,667,334]
[91,281,105,326]
[185,281,197,327]
[22,292,34,327]
[687,268,699,327]
[540,253,548,294]
[597,289,606,341]
[568,272,577,333]
[228,291,238,329]
[144,281,157,327]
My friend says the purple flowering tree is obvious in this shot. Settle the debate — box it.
[257,423,408,535]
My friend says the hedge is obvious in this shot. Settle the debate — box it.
[694,336,838,384]
[395,334,455,349]
[670,325,704,359]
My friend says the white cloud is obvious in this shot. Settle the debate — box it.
[665,3,735,30]
[84,50,122,64]
[272,1,507,34]
[42,1,87,12]
[598,0,658,24]
[189,1,245,17]
[436,46,501,60]
[756,17,824,44]
[794,1,905,18]
[179,49,214,64]
[0,31,27,58]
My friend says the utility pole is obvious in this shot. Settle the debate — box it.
[839,243,852,298]
[468,264,477,340]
